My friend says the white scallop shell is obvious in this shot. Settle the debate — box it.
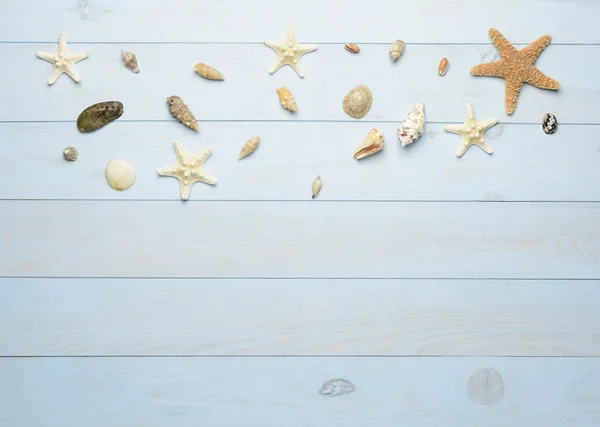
[105,160,137,191]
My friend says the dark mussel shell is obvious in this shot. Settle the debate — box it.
[77,101,124,133]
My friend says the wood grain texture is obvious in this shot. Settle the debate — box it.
[2,43,595,123]
[1,201,599,279]
[1,357,599,427]
[1,122,600,201]
[0,0,598,43]
[1,278,599,356]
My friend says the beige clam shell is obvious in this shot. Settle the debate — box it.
[343,85,372,119]
[105,160,137,191]
[194,62,224,80]
[239,136,260,160]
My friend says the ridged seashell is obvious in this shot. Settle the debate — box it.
[194,62,224,81]
[105,160,137,191]
[166,96,199,131]
[398,102,425,147]
[77,101,124,133]
[276,87,297,112]
[389,40,405,62]
[239,136,260,160]
[319,379,356,397]
[354,129,384,160]
[542,113,558,134]
[344,43,360,53]
[121,50,139,73]
[438,58,449,76]
[312,175,323,199]
[343,85,372,119]
[63,146,78,161]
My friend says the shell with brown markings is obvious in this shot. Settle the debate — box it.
[77,101,124,133]
[354,129,384,160]
[166,96,199,131]
[121,50,139,73]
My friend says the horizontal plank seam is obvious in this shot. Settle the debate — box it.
[2,41,599,46]
[2,199,600,203]
[1,276,599,281]
[0,355,598,358]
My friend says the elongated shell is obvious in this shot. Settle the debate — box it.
[121,50,139,73]
[312,175,323,199]
[389,40,405,62]
[166,96,199,131]
[276,87,297,112]
[77,101,124,133]
[105,160,137,191]
[343,85,372,119]
[438,58,449,76]
[239,136,260,159]
[194,62,224,80]
[397,102,425,147]
[354,129,384,160]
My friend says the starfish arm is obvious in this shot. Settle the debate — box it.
[37,52,56,62]
[471,61,505,77]
[65,65,81,83]
[445,124,466,135]
[297,44,317,55]
[287,25,296,44]
[289,61,305,78]
[71,52,89,63]
[180,181,193,201]
[504,77,524,115]
[58,33,67,51]
[157,166,179,177]
[47,67,63,85]
[524,67,560,90]
[476,140,493,154]
[264,40,284,52]
[479,118,499,131]
[269,59,286,74]
[488,28,518,57]
[456,141,471,158]
[173,141,188,161]
[520,35,551,64]
[197,173,217,186]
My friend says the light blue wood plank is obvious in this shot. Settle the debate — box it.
[1,122,599,201]
[1,278,598,356]
[0,0,598,43]
[0,356,599,427]
[0,201,598,279]
[1,43,594,123]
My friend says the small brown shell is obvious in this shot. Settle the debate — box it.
[166,96,199,131]
[194,63,224,80]
[239,136,260,160]
[344,43,360,53]
[438,58,449,76]
[276,87,297,112]
[77,101,124,133]
[389,40,405,62]
[343,85,372,119]
[121,50,139,73]
[354,129,384,160]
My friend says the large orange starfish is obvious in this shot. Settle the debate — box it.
[471,28,560,115]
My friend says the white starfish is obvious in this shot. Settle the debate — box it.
[36,33,88,85]
[264,26,317,78]
[158,141,217,201]
[445,104,499,157]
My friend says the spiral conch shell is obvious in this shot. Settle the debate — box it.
[354,129,384,160]
[343,85,372,119]
[276,87,297,112]
[166,96,199,131]
[312,175,323,199]
[398,102,425,147]
[105,160,137,191]
[194,63,224,80]
[239,136,260,160]
[121,50,139,73]
[389,40,405,62]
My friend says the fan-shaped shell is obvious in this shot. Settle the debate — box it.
[105,160,137,191]
[343,85,372,119]
[77,101,124,133]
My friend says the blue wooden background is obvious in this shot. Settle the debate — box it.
[1,0,599,425]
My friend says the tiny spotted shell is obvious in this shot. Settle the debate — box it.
[194,62,224,80]
[438,58,449,76]
[542,113,558,134]
[239,136,260,160]
[105,160,137,191]
[77,101,124,133]
[63,146,78,161]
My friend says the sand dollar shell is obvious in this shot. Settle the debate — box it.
[77,101,124,133]
[343,85,372,119]
[105,160,137,191]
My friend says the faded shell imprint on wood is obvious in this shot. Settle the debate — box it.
[276,87,297,112]
[389,40,405,62]
[77,101,124,133]
[166,96,199,131]
[312,175,323,199]
[63,146,78,161]
[194,63,224,80]
[319,379,355,397]
[344,43,360,53]
[239,136,260,160]
[121,50,139,73]
[343,85,372,119]
[542,113,558,134]
[105,160,137,192]
[354,129,384,160]
[467,368,504,405]
[438,58,449,76]
[398,102,425,147]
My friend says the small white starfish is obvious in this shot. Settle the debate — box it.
[36,33,88,85]
[158,141,217,201]
[264,25,317,78]
[445,104,499,157]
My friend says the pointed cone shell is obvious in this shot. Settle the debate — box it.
[194,63,224,80]
[343,85,372,119]
[105,160,137,191]
[354,129,384,160]
[312,175,323,199]
[397,102,425,147]
[276,87,297,112]
[389,40,405,62]
[121,50,139,73]
[166,96,199,131]
[239,136,260,159]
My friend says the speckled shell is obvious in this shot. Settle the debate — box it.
[343,85,372,119]
[194,63,224,80]
[121,50,139,73]
[354,129,384,160]
[239,136,260,159]
[105,160,137,191]
[389,40,405,62]
[312,175,323,199]
[63,146,78,161]
[77,101,124,133]
[542,113,558,134]
[166,96,199,131]
[276,87,297,112]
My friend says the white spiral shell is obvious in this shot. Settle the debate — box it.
[105,160,137,191]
